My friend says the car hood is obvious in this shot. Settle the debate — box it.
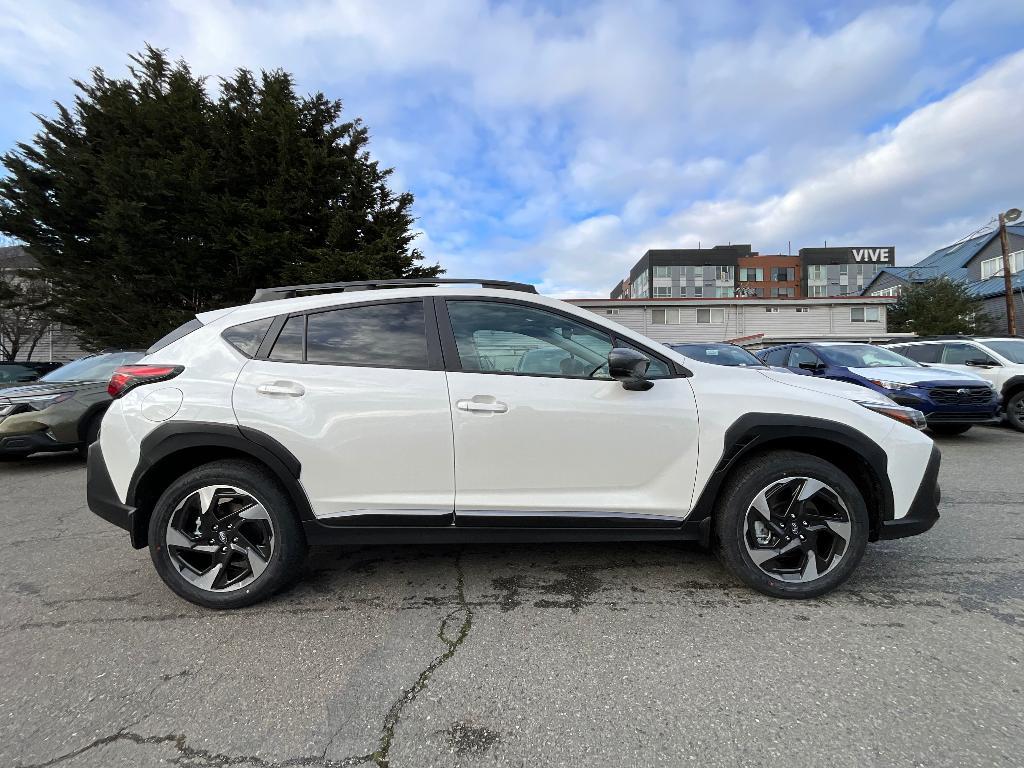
[846,366,987,385]
[756,368,889,403]
[0,380,103,399]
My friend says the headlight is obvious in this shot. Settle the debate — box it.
[868,379,915,391]
[857,400,927,430]
[9,391,75,412]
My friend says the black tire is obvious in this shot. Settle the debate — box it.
[148,460,307,609]
[77,413,103,457]
[1005,391,1024,433]
[714,450,869,599]
[927,424,972,436]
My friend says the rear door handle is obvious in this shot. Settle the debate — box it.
[256,381,305,398]
[456,399,508,413]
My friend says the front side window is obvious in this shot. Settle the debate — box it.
[788,347,822,368]
[306,301,427,368]
[446,301,614,378]
[941,342,997,366]
[761,348,789,366]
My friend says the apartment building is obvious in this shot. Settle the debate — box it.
[613,244,892,299]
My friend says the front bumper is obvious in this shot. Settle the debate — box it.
[879,444,941,540]
[87,441,145,547]
[0,429,77,456]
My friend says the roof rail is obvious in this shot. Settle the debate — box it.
[250,278,537,303]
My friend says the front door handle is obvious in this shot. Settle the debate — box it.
[456,398,508,414]
[256,381,305,398]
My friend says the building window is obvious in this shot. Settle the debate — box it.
[679,286,687,297]
[715,287,733,298]
[651,308,677,325]
[654,266,671,278]
[809,285,827,297]
[982,252,1024,279]
[605,309,620,315]
[771,287,795,298]
[693,286,703,297]
[851,306,881,322]
[654,286,672,297]
[739,267,764,281]
[696,308,725,324]
[807,265,826,281]
[714,266,734,282]
[765,307,779,313]
[795,307,809,313]
[871,286,902,297]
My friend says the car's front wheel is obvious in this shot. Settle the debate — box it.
[1006,391,1024,432]
[148,460,307,608]
[715,451,869,599]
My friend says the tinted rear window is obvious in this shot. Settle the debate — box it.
[148,318,203,354]
[894,344,941,363]
[306,301,427,368]
[223,318,274,357]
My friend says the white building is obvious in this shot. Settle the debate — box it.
[569,296,902,349]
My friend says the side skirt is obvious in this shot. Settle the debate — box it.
[303,519,711,547]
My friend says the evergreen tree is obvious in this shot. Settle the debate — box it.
[0,46,440,349]
[887,278,993,336]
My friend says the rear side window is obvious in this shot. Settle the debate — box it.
[788,347,821,368]
[147,318,203,354]
[222,318,273,357]
[893,344,940,363]
[306,301,427,368]
[270,316,304,362]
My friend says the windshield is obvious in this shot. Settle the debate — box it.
[672,344,765,367]
[818,344,919,368]
[979,339,1024,364]
[40,352,143,383]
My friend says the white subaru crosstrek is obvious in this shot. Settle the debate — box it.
[87,279,941,608]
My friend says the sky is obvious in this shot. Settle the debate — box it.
[1,1,1023,297]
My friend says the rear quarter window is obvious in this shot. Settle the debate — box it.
[222,317,274,357]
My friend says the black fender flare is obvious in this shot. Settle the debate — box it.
[689,413,895,529]
[1000,375,1024,403]
[128,421,315,530]
[76,402,110,444]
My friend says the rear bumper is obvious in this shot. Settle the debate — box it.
[87,441,145,548]
[879,444,941,540]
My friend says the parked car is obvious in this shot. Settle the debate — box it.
[670,343,768,368]
[756,342,999,435]
[87,279,940,608]
[0,350,143,459]
[0,361,63,389]
[883,337,1024,432]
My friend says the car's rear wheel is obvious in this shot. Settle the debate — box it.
[715,451,869,599]
[1006,391,1024,432]
[77,413,103,457]
[148,460,307,608]
[927,424,972,436]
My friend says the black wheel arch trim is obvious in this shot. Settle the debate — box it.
[76,402,110,444]
[1001,375,1024,402]
[689,413,895,537]
[124,421,315,548]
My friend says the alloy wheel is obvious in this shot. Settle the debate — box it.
[165,485,275,592]
[743,476,852,583]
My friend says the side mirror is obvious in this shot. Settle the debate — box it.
[966,358,998,368]
[798,362,823,372]
[608,348,653,391]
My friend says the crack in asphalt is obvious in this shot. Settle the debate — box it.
[15,553,477,768]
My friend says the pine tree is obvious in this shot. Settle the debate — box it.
[0,46,440,349]
[887,278,993,336]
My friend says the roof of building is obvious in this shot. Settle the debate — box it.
[0,245,37,270]
[571,295,895,305]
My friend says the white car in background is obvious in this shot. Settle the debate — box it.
[885,337,1024,432]
[87,279,940,608]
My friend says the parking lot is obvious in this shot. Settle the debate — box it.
[1,428,1021,768]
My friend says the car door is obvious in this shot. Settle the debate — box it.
[232,298,455,522]
[438,297,700,522]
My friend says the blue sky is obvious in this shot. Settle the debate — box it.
[2,0,1023,296]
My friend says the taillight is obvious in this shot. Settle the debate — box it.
[108,365,183,399]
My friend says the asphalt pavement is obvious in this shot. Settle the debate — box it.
[1,427,1022,767]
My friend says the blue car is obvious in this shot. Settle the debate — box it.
[757,342,999,434]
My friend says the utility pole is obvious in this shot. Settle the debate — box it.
[998,211,1018,336]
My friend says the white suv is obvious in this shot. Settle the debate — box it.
[885,337,1024,432]
[87,279,941,608]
